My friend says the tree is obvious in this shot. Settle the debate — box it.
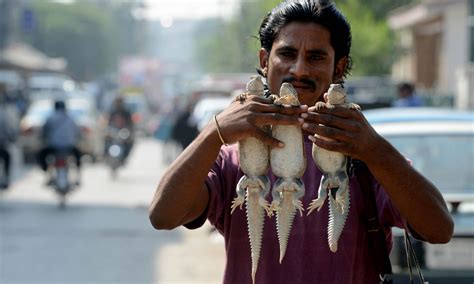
[338,0,395,75]
[194,0,280,73]
[26,0,148,81]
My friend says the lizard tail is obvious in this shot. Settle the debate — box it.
[327,190,350,253]
[276,190,298,263]
[246,190,265,283]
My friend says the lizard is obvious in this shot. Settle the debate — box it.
[307,83,361,252]
[269,82,306,263]
[230,75,272,284]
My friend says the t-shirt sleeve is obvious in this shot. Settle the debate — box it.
[183,145,239,232]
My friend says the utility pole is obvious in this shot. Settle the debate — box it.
[469,0,474,63]
[0,0,13,49]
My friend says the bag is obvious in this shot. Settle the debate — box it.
[352,160,428,284]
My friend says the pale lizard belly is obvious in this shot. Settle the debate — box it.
[312,145,346,173]
[270,125,306,178]
[239,137,269,176]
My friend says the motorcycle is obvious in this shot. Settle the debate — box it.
[0,147,10,191]
[0,156,7,190]
[105,127,131,179]
[46,149,79,208]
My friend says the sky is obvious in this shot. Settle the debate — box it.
[143,0,238,22]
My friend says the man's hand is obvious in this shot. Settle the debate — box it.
[215,95,308,148]
[300,105,380,162]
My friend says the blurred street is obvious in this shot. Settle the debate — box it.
[0,138,225,284]
[0,1,473,283]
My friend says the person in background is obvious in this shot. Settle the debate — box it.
[37,100,82,184]
[0,84,20,189]
[149,1,453,283]
[392,82,424,107]
[170,100,199,150]
[105,96,135,162]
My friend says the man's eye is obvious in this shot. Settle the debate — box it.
[309,54,323,61]
[279,51,294,58]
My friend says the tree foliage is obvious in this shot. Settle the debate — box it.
[26,0,146,81]
[195,0,281,73]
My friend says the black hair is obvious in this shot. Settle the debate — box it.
[54,100,66,111]
[398,82,414,94]
[258,0,352,78]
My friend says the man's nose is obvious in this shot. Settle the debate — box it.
[289,56,310,78]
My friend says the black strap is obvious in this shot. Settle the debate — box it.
[352,159,393,284]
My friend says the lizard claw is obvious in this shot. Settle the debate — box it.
[269,201,280,214]
[230,197,245,214]
[294,199,304,216]
[307,197,325,215]
[260,198,273,217]
[315,101,326,110]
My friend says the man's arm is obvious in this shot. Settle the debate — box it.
[363,137,453,243]
[149,96,306,230]
[303,106,454,243]
[148,123,223,230]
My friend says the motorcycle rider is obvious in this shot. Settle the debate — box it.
[105,96,134,163]
[37,100,82,185]
[0,84,20,189]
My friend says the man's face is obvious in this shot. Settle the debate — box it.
[260,22,346,106]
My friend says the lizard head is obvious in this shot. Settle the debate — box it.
[275,83,300,106]
[246,75,265,96]
[326,84,346,104]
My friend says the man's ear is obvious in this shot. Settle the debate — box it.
[259,48,269,70]
[333,57,348,83]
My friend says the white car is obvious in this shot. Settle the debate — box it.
[364,107,474,279]
[191,97,232,131]
[19,98,103,162]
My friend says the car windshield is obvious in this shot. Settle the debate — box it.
[386,134,473,194]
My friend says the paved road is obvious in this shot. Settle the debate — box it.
[0,139,225,284]
[2,139,472,284]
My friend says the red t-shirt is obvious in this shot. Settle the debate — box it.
[186,139,408,284]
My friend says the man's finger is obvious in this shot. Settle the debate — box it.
[253,127,284,148]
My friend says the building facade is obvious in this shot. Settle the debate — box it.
[388,0,474,109]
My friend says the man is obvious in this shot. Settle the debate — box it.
[149,1,453,283]
[392,82,423,107]
[38,100,82,184]
[105,96,134,162]
[0,85,19,189]
[170,101,199,150]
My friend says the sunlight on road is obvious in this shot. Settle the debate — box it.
[1,138,226,284]
[154,223,225,283]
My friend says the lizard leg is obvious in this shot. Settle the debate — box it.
[231,175,248,214]
[307,175,330,215]
[257,175,272,216]
[334,171,349,214]
[348,103,361,110]
[270,178,283,213]
[291,178,305,216]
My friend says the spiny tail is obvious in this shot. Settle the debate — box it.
[246,190,265,284]
[276,194,297,263]
[327,191,350,253]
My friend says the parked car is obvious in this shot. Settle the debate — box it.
[0,69,23,91]
[364,107,474,280]
[345,76,396,109]
[190,96,232,131]
[18,98,103,163]
[27,72,76,92]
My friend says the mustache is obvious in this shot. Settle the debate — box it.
[282,77,316,91]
